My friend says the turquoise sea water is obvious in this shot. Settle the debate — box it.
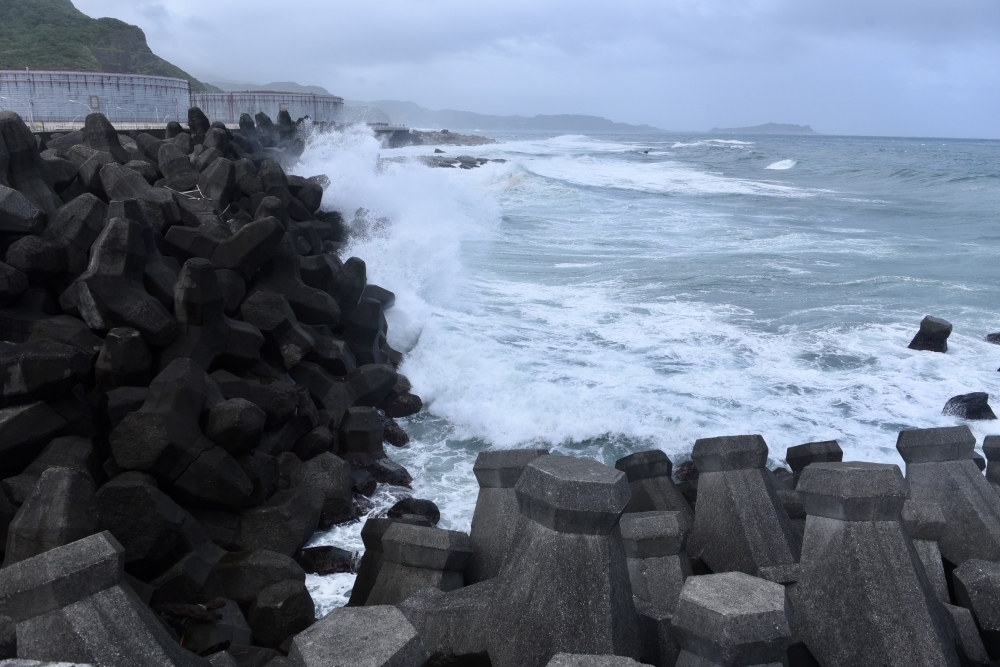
[294,129,1000,611]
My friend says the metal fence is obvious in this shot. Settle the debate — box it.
[0,69,190,132]
[191,91,344,126]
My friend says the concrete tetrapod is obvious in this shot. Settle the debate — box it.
[686,435,800,579]
[619,511,691,613]
[466,448,548,584]
[487,455,640,667]
[614,451,693,522]
[671,572,791,667]
[288,605,429,667]
[896,426,1000,564]
[795,462,960,667]
[366,523,472,605]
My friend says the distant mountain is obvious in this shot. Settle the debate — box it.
[710,123,817,135]
[210,81,332,95]
[0,0,217,91]
[350,100,665,133]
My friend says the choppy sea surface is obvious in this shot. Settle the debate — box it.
[293,128,1000,613]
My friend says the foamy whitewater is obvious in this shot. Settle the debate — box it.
[293,128,1000,613]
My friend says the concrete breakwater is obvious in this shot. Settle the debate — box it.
[0,107,996,667]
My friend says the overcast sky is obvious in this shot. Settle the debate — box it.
[74,0,1000,138]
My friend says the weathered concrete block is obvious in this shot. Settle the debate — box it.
[897,426,1000,564]
[467,449,548,584]
[4,467,98,567]
[367,523,472,605]
[785,440,842,486]
[902,500,949,603]
[943,602,991,666]
[0,532,123,623]
[288,605,429,667]
[232,486,323,556]
[248,579,314,648]
[396,581,494,665]
[687,435,800,577]
[953,558,1000,659]
[615,451,693,521]
[212,549,305,606]
[546,655,644,667]
[347,518,391,607]
[671,572,791,667]
[488,455,639,667]
[620,511,691,613]
[795,462,960,667]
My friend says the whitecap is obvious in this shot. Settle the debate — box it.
[766,159,798,170]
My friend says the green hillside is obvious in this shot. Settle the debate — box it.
[0,0,219,92]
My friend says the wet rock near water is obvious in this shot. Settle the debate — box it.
[418,154,507,170]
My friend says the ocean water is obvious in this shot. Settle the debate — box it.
[293,127,1000,613]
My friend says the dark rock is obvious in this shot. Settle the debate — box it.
[233,486,323,556]
[213,549,305,607]
[189,107,211,143]
[0,338,92,406]
[785,439,843,486]
[164,216,284,281]
[203,127,230,154]
[368,458,413,487]
[158,141,200,191]
[0,111,62,214]
[234,159,263,198]
[362,284,395,310]
[621,510,691,613]
[942,392,997,420]
[379,392,422,419]
[110,358,253,509]
[150,547,226,605]
[339,406,386,469]
[296,545,355,575]
[953,559,1000,659]
[199,157,239,214]
[897,425,1000,564]
[795,462,959,666]
[183,598,253,657]
[351,469,376,496]
[298,253,341,293]
[71,214,177,347]
[250,233,340,326]
[216,268,246,316]
[193,147,225,173]
[239,290,314,370]
[487,455,639,667]
[687,434,800,577]
[1,435,101,505]
[388,498,440,526]
[288,361,353,427]
[83,113,129,164]
[247,579,314,648]
[237,450,280,508]
[94,327,152,390]
[4,467,98,566]
[0,401,67,475]
[909,315,953,352]
[343,297,386,365]
[103,385,148,428]
[289,606,428,667]
[41,152,79,192]
[287,175,323,214]
[100,162,182,235]
[206,398,266,455]
[349,364,398,407]
[292,425,334,461]
[27,315,102,356]
[0,262,28,305]
[380,413,409,447]
[94,471,191,572]
[159,258,264,372]
[126,159,159,184]
[135,133,163,162]
[210,369,298,425]
[0,185,45,235]
[615,450,693,522]
[290,452,354,528]
[671,572,791,667]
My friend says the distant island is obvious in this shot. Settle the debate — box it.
[349,100,666,133]
[710,123,817,135]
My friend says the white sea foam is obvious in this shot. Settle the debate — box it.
[766,159,798,170]
[292,130,1000,612]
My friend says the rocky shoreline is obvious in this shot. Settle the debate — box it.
[0,107,997,667]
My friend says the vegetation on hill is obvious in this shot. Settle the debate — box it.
[0,0,219,92]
